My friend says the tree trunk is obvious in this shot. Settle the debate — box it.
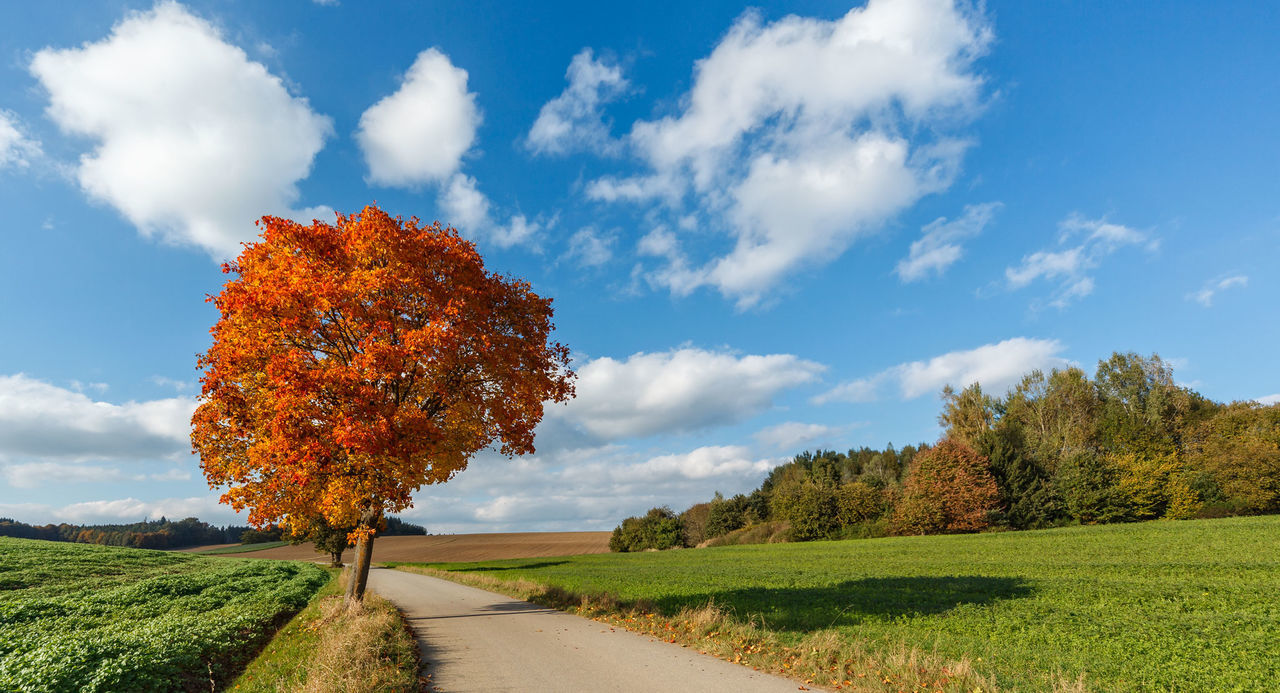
[344,507,381,604]
[330,549,344,568]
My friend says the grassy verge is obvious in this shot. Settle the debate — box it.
[390,515,1280,691]
[0,537,327,691]
[391,563,992,692]
[195,540,290,555]
[231,570,421,692]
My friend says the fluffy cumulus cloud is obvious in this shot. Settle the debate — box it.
[816,337,1070,403]
[1256,394,1280,406]
[555,347,825,440]
[357,48,479,186]
[0,374,195,461]
[29,2,332,259]
[526,49,628,156]
[0,110,42,169]
[753,421,849,451]
[896,202,1001,281]
[583,0,990,306]
[1005,215,1156,308]
[355,47,546,248]
[1188,274,1248,307]
[437,173,544,248]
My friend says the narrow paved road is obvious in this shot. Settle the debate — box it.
[366,567,811,692]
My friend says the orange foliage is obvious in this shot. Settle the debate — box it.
[191,205,575,540]
[892,438,999,534]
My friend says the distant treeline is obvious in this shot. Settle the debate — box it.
[611,351,1280,551]
[0,514,428,550]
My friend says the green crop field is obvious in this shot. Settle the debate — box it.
[0,537,328,692]
[403,515,1280,691]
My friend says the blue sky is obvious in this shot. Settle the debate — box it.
[0,0,1276,532]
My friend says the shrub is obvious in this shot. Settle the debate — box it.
[678,503,711,547]
[891,438,999,535]
[770,480,839,541]
[835,480,886,526]
[609,507,684,552]
[1056,451,1131,524]
[705,494,758,538]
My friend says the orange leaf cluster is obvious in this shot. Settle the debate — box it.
[191,205,575,537]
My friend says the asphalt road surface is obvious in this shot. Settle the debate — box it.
[366,567,813,692]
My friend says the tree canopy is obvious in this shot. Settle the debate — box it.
[192,205,574,599]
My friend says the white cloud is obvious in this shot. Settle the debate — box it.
[816,337,1069,403]
[0,374,195,461]
[1188,274,1248,307]
[563,227,613,267]
[405,443,785,532]
[1,462,192,489]
[357,48,479,187]
[438,173,545,249]
[556,347,825,440]
[30,2,332,259]
[753,421,850,451]
[0,495,234,525]
[612,445,775,482]
[1256,394,1280,407]
[149,375,192,392]
[355,49,546,250]
[526,49,628,156]
[896,202,1001,282]
[590,0,990,306]
[1005,215,1154,308]
[0,109,42,169]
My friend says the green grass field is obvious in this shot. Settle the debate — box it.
[0,537,328,692]
[194,540,289,555]
[401,515,1280,691]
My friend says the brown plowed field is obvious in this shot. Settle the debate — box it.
[186,531,611,563]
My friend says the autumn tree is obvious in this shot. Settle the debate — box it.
[892,438,999,534]
[192,205,574,602]
[939,383,999,449]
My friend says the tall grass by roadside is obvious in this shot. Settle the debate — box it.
[391,515,1280,691]
[231,570,420,693]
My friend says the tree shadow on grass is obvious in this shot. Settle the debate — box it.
[463,560,570,572]
[653,576,1034,632]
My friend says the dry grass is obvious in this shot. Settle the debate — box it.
[298,592,420,693]
[700,521,791,547]
[231,572,420,693]
[393,564,1009,692]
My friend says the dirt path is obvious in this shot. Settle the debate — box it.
[366,567,811,693]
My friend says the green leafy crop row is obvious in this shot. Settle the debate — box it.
[0,538,327,692]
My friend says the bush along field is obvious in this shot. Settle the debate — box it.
[394,515,1280,692]
[0,537,328,692]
